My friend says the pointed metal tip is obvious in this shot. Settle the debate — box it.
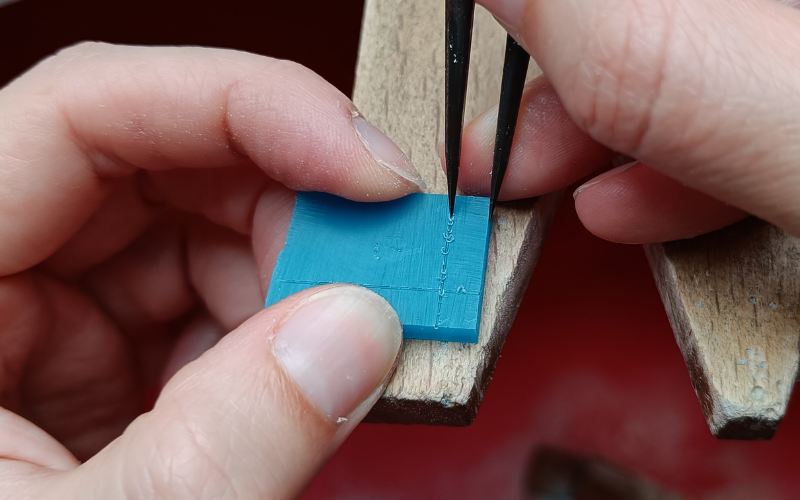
[444,0,474,222]
[487,35,529,226]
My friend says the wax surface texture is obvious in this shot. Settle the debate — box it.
[265,192,492,343]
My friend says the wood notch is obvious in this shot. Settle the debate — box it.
[266,193,492,343]
[646,218,800,439]
[353,0,561,424]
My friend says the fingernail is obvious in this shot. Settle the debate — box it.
[353,114,428,190]
[272,286,403,420]
[573,161,638,199]
[480,0,523,34]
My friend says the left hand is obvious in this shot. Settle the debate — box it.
[0,42,420,499]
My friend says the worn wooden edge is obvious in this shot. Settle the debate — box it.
[466,194,563,418]
[366,192,563,425]
[353,0,559,425]
[644,218,800,439]
[645,242,748,438]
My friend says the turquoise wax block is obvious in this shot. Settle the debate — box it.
[265,192,492,343]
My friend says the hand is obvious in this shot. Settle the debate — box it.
[0,42,422,499]
[460,0,800,243]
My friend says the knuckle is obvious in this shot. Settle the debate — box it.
[568,0,678,154]
[52,41,108,60]
[38,42,110,76]
[9,42,114,101]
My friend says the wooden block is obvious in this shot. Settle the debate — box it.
[645,218,800,439]
[266,192,492,343]
[353,0,562,424]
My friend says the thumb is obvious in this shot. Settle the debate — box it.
[31,285,402,499]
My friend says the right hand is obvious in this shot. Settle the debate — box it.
[459,0,800,244]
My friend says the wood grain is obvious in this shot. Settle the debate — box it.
[353,0,561,424]
[645,218,800,439]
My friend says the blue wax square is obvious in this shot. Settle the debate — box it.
[265,192,491,343]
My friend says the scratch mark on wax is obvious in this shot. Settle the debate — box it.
[434,214,455,329]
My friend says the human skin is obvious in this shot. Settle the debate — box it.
[3,0,800,497]
[461,0,800,243]
[0,43,421,499]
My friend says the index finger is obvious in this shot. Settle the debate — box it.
[0,42,424,276]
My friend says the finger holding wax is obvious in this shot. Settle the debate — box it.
[0,42,424,277]
[4,285,402,500]
[0,41,415,499]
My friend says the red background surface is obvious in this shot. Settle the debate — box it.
[1,0,798,498]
